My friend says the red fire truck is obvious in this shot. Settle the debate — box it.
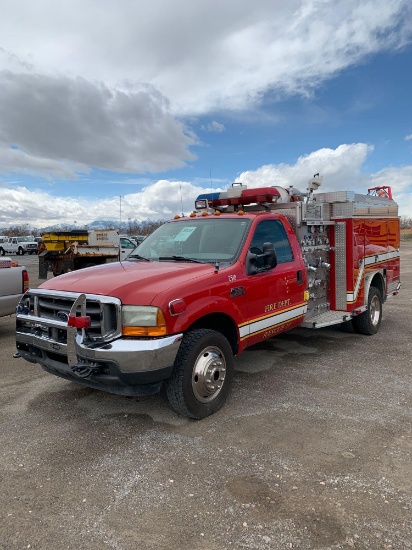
[15,176,401,418]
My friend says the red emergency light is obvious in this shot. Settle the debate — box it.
[68,315,91,329]
[367,186,393,200]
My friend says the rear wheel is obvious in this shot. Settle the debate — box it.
[166,329,234,419]
[352,286,382,335]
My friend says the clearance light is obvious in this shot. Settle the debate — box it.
[237,209,245,215]
[68,315,91,329]
[195,199,208,209]
[190,212,196,218]
[174,214,180,219]
[201,211,208,216]
[122,306,167,337]
[169,299,186,316]
[214,210,220,216]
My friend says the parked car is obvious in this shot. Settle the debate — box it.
[0,236,38,255]
[0,257,29,317]
[131,235,146,246]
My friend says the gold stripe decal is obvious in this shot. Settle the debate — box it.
[239,303,307,339]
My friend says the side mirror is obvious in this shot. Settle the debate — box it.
[246,242,277,275]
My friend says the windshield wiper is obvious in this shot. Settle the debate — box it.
[128,254,150,262]
[158,255,205,264]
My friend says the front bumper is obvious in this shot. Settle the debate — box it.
[16,321,183,395]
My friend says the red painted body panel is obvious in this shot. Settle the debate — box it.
[40,261,217,304]
[338,217,400,310]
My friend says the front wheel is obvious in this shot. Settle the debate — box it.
[18,247,25,255]
[0,247,4,256]
[166,329,234,419]
[352,286,382,335]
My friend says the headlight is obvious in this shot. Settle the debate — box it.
[122,306,167,337]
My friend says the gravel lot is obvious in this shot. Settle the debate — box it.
[1,244,411,549]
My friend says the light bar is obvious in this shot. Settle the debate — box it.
[195,186,282,209]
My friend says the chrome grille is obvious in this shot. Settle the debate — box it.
[17,289,121,342]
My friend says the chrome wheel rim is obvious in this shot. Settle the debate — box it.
[370,295,381,326]
[192,346,226,403]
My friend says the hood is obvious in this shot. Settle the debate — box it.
[40,260,216,304]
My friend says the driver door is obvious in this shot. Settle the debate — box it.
[241,219,306,347]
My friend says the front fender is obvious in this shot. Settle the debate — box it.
[167,295,243,335]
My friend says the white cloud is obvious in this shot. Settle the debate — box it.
[368,166,412,195]
[0,180,206,228]
[0,72,197,176]
[0,0,411,115]
[237,143,412,216]
[0,147,89,179]
[237,143,373,192]
[201,121,226,133]
[405,134,412,141]
[0,1,411,179]
[1,144,411,227]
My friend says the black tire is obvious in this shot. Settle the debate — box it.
[166,329,234,419]
[352,286,382,335]
[18,247,25,255]
[0,247,4,256]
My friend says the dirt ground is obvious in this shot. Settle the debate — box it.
[0,245,411,549]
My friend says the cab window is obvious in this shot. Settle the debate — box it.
[250,220,293,265]
[120,238,136,249]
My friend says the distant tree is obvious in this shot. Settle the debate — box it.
[140,219,165,235]
[2,225,32,236]
[400,216,412,229]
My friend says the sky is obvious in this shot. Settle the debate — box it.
[0,0,411,230]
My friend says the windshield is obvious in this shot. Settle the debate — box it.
[17,237,32,242]
[128,218,250,264]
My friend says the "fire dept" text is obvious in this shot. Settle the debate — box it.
[264,298,291,313]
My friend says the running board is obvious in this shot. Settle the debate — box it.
[302,310,351,329]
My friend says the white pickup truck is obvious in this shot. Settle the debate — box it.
[0,236,38,256]
[0,257,29,317]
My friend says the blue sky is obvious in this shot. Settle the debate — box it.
[0,0,411,228]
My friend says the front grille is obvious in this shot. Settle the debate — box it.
[17,290,121,343]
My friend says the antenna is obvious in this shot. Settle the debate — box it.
[179,183,184,217]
